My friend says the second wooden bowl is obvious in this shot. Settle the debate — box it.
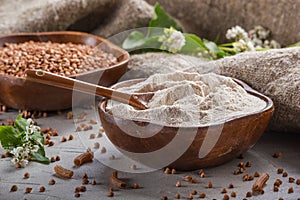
[0,31,129,111]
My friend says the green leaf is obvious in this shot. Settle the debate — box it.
[148,3,182,37]
[185,34,206,48]
[141,37,162,49]
[30,130,44,147]
[122,31,146,50]
[203,39,220,52]
[31,150,50,164]
[28,134,50,164]
[0,126,21,150]
[32,129,44,141]
[36,146,46,156]
[123,32,162,52]
[180,33,206,55]
[122,3,183,52]
[14,114,27,133]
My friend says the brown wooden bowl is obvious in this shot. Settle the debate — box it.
[0,31,129,111]
[98,78,274,170]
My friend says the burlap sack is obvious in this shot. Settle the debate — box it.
[126,48,300,133]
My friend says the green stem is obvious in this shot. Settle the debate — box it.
[255,47,270,51]
[218,43,234,47]
[286,42,300,47]
[218,46,236,53]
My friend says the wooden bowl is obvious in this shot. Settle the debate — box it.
[0,31,129,111]
[98,78,274,170]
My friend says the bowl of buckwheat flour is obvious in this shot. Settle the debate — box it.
[99,71,274,170]
[0,31,129,111]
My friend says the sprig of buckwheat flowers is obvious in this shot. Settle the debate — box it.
[225,25,281,53]
[10,118,42,167]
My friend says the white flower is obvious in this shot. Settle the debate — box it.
[263,40,270,47]
[10,145,31,167]
[233,39,255,53]
[251,37,263,48]
[20,150,29,159]
[36,138,43,147]
[25,121,40,141]
[158,27,186,53]
[25,127,30,141]
[22,143,31,153]
[11,157,19,164]
[270,40,281,48]
[30,145,39,153]
[26,126,36,134]
[10,146,23,158]
[19,159,29,167]
[26,118,33,124]
[254,25,270,40]
[11,156,28,167]
[226,25,249,41]
[246,40,255,51]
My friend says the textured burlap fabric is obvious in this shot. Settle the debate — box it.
[209,47,300,133]
[0,0,153,37]
[0,0,299,132]
[146,0,300,46]
[2,0,299,45]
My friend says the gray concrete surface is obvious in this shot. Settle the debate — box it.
[0,108,299,200]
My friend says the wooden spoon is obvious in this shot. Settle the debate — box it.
[25,69,154,110]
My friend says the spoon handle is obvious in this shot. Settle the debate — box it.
[25,69,147,110]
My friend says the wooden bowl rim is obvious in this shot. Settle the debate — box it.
[0,31,130,80]
[99,77,274,128]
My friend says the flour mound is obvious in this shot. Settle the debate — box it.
[107,72,266,126]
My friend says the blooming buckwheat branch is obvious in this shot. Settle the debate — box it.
[9,118,44,167]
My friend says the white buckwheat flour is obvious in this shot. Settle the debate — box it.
[107,72,266,126]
